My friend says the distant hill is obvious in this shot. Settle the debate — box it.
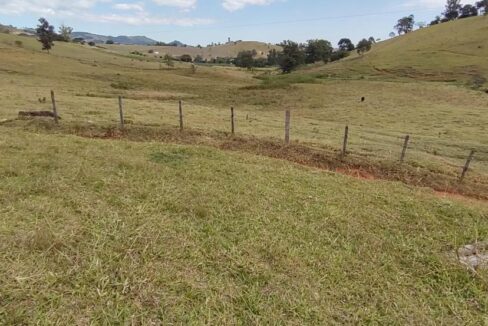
[71,32,159,45]
[307,15,488,88]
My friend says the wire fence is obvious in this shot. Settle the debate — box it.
[14,90,488,183]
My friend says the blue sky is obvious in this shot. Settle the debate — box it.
[0,0,477,45]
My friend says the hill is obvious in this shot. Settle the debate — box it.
[305,15,488,89]
[71,31,158,45]
[103,40,281,60]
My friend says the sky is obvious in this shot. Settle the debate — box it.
[0,0,478,45]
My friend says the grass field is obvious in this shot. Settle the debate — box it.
[1,15,488,323]
[1,128,488,324]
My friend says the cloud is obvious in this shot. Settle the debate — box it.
[0,0,213,26]
[222,0,276,11]
[113,3,145,12]
[152,0,197,10]
[89,13,213,26]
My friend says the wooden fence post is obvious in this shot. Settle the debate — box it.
[400,135,410,163]
[50,90,59,124]
[342,125,349,158]
[460,150,475,182]
[118,96,124,129]
[284,110,291,145]
[231,107,235,135]
[179,100,183,131]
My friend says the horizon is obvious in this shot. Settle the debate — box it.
[0,0,479,45]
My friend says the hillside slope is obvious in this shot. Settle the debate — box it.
[309,15,488,88]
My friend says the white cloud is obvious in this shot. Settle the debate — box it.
[0,0,213,26]
[222,0,276,11]
[90,13,213,26]
[152,0,197,10]
[113,3,145,12]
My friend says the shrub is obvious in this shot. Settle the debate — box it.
[180,54,193,62]
[88,41,96,46]
[14,40,23,47]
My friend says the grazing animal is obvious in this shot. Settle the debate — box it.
[361,97,366,102]
[18,111,60,119]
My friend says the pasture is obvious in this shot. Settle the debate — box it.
[1,16,488,324]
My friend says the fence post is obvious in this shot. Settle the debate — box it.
[400,135,410,163]
[284,110,291,145]
[460,150,475,182]
[179,100,183,131]
[50,90,59,124]
[342,125,349,158]
[118,96,124,129]
[231,107,235,135]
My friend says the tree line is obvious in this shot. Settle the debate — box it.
[234,37,375,73]
[394,0,487,35]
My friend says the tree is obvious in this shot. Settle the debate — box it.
[394,15,415,34]
[389,32,396,38]
[304,39,332,63]
[36,18,55,53]
[163,54,174,67]
[430,16,442,25]
[476,0,488,14]
[58,24,73,42]
[235,50,255,69]
[278,40,305,73]
[267,49,279,66]
[459,4,479,18]
[194,55,205,63]
[368,36,376,44]
[443,0,462,21]
[106,39,114,44]
[356,39,372,55]
[338,38,354,52]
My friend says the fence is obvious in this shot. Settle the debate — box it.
[42,90,481,182]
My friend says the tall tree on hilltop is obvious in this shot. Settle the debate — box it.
[476,0,488,14]
[443,0,462,21]
[394,15,415,34]
[459,4,479,18]
[338,38,355,52]
[36,18,55,53]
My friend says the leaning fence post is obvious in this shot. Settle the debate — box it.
[231,107,235,135]
[118,96,124,129]
[284,110,291,145]
[342,125,349,158]
[50,90,59,124]
[179,100,184,131]
[460,150,475,182]
[400,135,410,163]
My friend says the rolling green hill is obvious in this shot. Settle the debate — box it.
[306,15,488,89]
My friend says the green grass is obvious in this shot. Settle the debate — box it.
[0,128,487,324]
[306,15,488,88]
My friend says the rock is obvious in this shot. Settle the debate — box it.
[458,242,488,271]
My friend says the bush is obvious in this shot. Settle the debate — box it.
[14,40,23,47]
[88,41,96,46]
[330,50,349,62]
[180,54,193,62]
[106,40,114,44]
